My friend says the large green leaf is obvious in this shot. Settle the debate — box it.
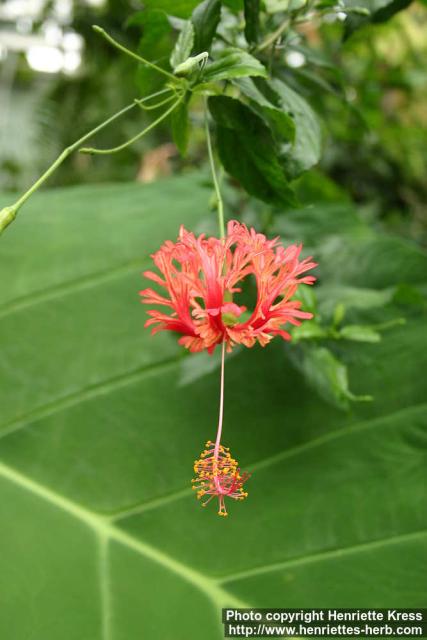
[171,97,191,157]
[0,175,426,639]
[243,0,260,44]
[269,78,322,178]
[235,77,296,143]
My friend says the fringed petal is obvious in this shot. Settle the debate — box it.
[141,220,317,352]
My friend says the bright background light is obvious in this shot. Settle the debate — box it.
[286,51,306,68]
[0,0,84,74]
[26,45,64,73]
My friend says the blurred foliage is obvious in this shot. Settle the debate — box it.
[1,0,426,245]
[315,9,427,242]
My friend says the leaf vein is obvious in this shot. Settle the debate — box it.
[0,257,147,321]
[219,529,427,585]
[249,403,427,473]
[0,356,180,440]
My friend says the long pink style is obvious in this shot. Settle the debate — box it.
[213,342,226,495]
[192,340,251,516]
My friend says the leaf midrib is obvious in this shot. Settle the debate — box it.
[0,355,181,440]
[0,461,249,617]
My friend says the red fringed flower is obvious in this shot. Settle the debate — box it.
[140,220,317,353]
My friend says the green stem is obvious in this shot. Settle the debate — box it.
[0,88,170,235]
[204,98,225,239]
[80,94,184,155]
[134,92,176,112]
[93,25,177,82]
[256,18,290,53]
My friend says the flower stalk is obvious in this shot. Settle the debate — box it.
[204,97,225,239]
[213,342,226,467]
[192,343,251,517]
[92,25,177,82]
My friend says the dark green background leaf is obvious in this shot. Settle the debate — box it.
[135,10,172,93]
[171,97,191,156]
[343,0,413,36]
[142,0,201,18]
[223,0,243,9]
[235,77,296,143]
[244,0,260,44]
[191,0,222,54]
[269,78,322,178]
[208,95,296,205]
